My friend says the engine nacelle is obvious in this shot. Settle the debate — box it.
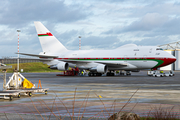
[57,62,69,71]
[96,64,108,73]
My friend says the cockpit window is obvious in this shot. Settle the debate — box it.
[156,48,163,50]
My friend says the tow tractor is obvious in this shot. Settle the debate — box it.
[152,71,164,77]
[147,70,154,76]
[163,71,174,77]
[147,70,174,77]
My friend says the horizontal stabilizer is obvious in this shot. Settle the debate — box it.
[16,53,58,58]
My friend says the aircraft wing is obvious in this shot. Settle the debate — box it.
[17,53,58,58]
[60,59,128,66]
[95,61,128,67]
[58,59,90,63]
[16,53,129,68]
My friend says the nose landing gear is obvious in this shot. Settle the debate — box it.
[106,71,115,76]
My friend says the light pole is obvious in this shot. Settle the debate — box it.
[79,36,81,50]
[17,30,21,71]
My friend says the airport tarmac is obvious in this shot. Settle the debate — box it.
[0,70,180,119]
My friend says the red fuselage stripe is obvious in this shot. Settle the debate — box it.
[54,57,175,60]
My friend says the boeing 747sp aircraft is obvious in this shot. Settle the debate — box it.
[19,22,176,76]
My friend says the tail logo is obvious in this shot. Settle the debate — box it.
[38,32,53,37]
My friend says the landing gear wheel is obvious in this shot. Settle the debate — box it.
[18,93,21,98]
[98,73,102,76]
[9,96,13,101]
[88,72,93,77]
[107,72,114,76]
[45,90,47,95]
[126,71,131,76]
[88,72,102,77]
[29,92,32,97]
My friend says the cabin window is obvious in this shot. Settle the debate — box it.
[156,53,160,55]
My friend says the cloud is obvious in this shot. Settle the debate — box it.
[161,17,180,35]
[132,37,171,46]
[69,35,120,50]
[56,29,79,46]
[104,13,169,34]
[109,36,173,48]
[0,0,180,57]
[0,0,89,28]
[0,0,90,56]
[139,16,180,37]
[124,13,168,31]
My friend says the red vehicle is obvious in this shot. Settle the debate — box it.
[56,67,79,76]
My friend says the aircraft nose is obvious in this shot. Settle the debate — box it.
[164,56,176,66]
[155,55,176,68]
[171,54,176,62]
[170,57,176,63]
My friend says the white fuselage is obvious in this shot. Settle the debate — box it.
[46,45,176,70]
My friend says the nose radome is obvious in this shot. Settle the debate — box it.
[166,57,176,66]
[171,55,176,62]
[172,57,176,63]
[156,56,176,68]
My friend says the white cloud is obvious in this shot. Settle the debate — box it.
[0,0,179,57]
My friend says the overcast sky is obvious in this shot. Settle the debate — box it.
[0,0,180,57]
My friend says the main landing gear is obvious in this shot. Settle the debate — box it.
[106,71,131,76]
[126,71,131,76]
[88,72,102,76]
[106,71,115,76]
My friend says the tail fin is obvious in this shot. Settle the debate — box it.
[34,21,67,54]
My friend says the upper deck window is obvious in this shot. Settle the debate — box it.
[156,48,163,50]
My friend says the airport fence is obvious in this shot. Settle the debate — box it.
[0,56,40,64]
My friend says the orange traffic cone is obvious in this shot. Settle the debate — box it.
[38,80,42,88]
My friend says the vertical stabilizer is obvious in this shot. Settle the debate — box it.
[34,21,67,54]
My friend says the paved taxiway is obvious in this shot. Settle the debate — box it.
[0,71,180,118]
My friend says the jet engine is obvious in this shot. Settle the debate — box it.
[97,64,108,73]
[57,62,69,71]
[90,64,108,73]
